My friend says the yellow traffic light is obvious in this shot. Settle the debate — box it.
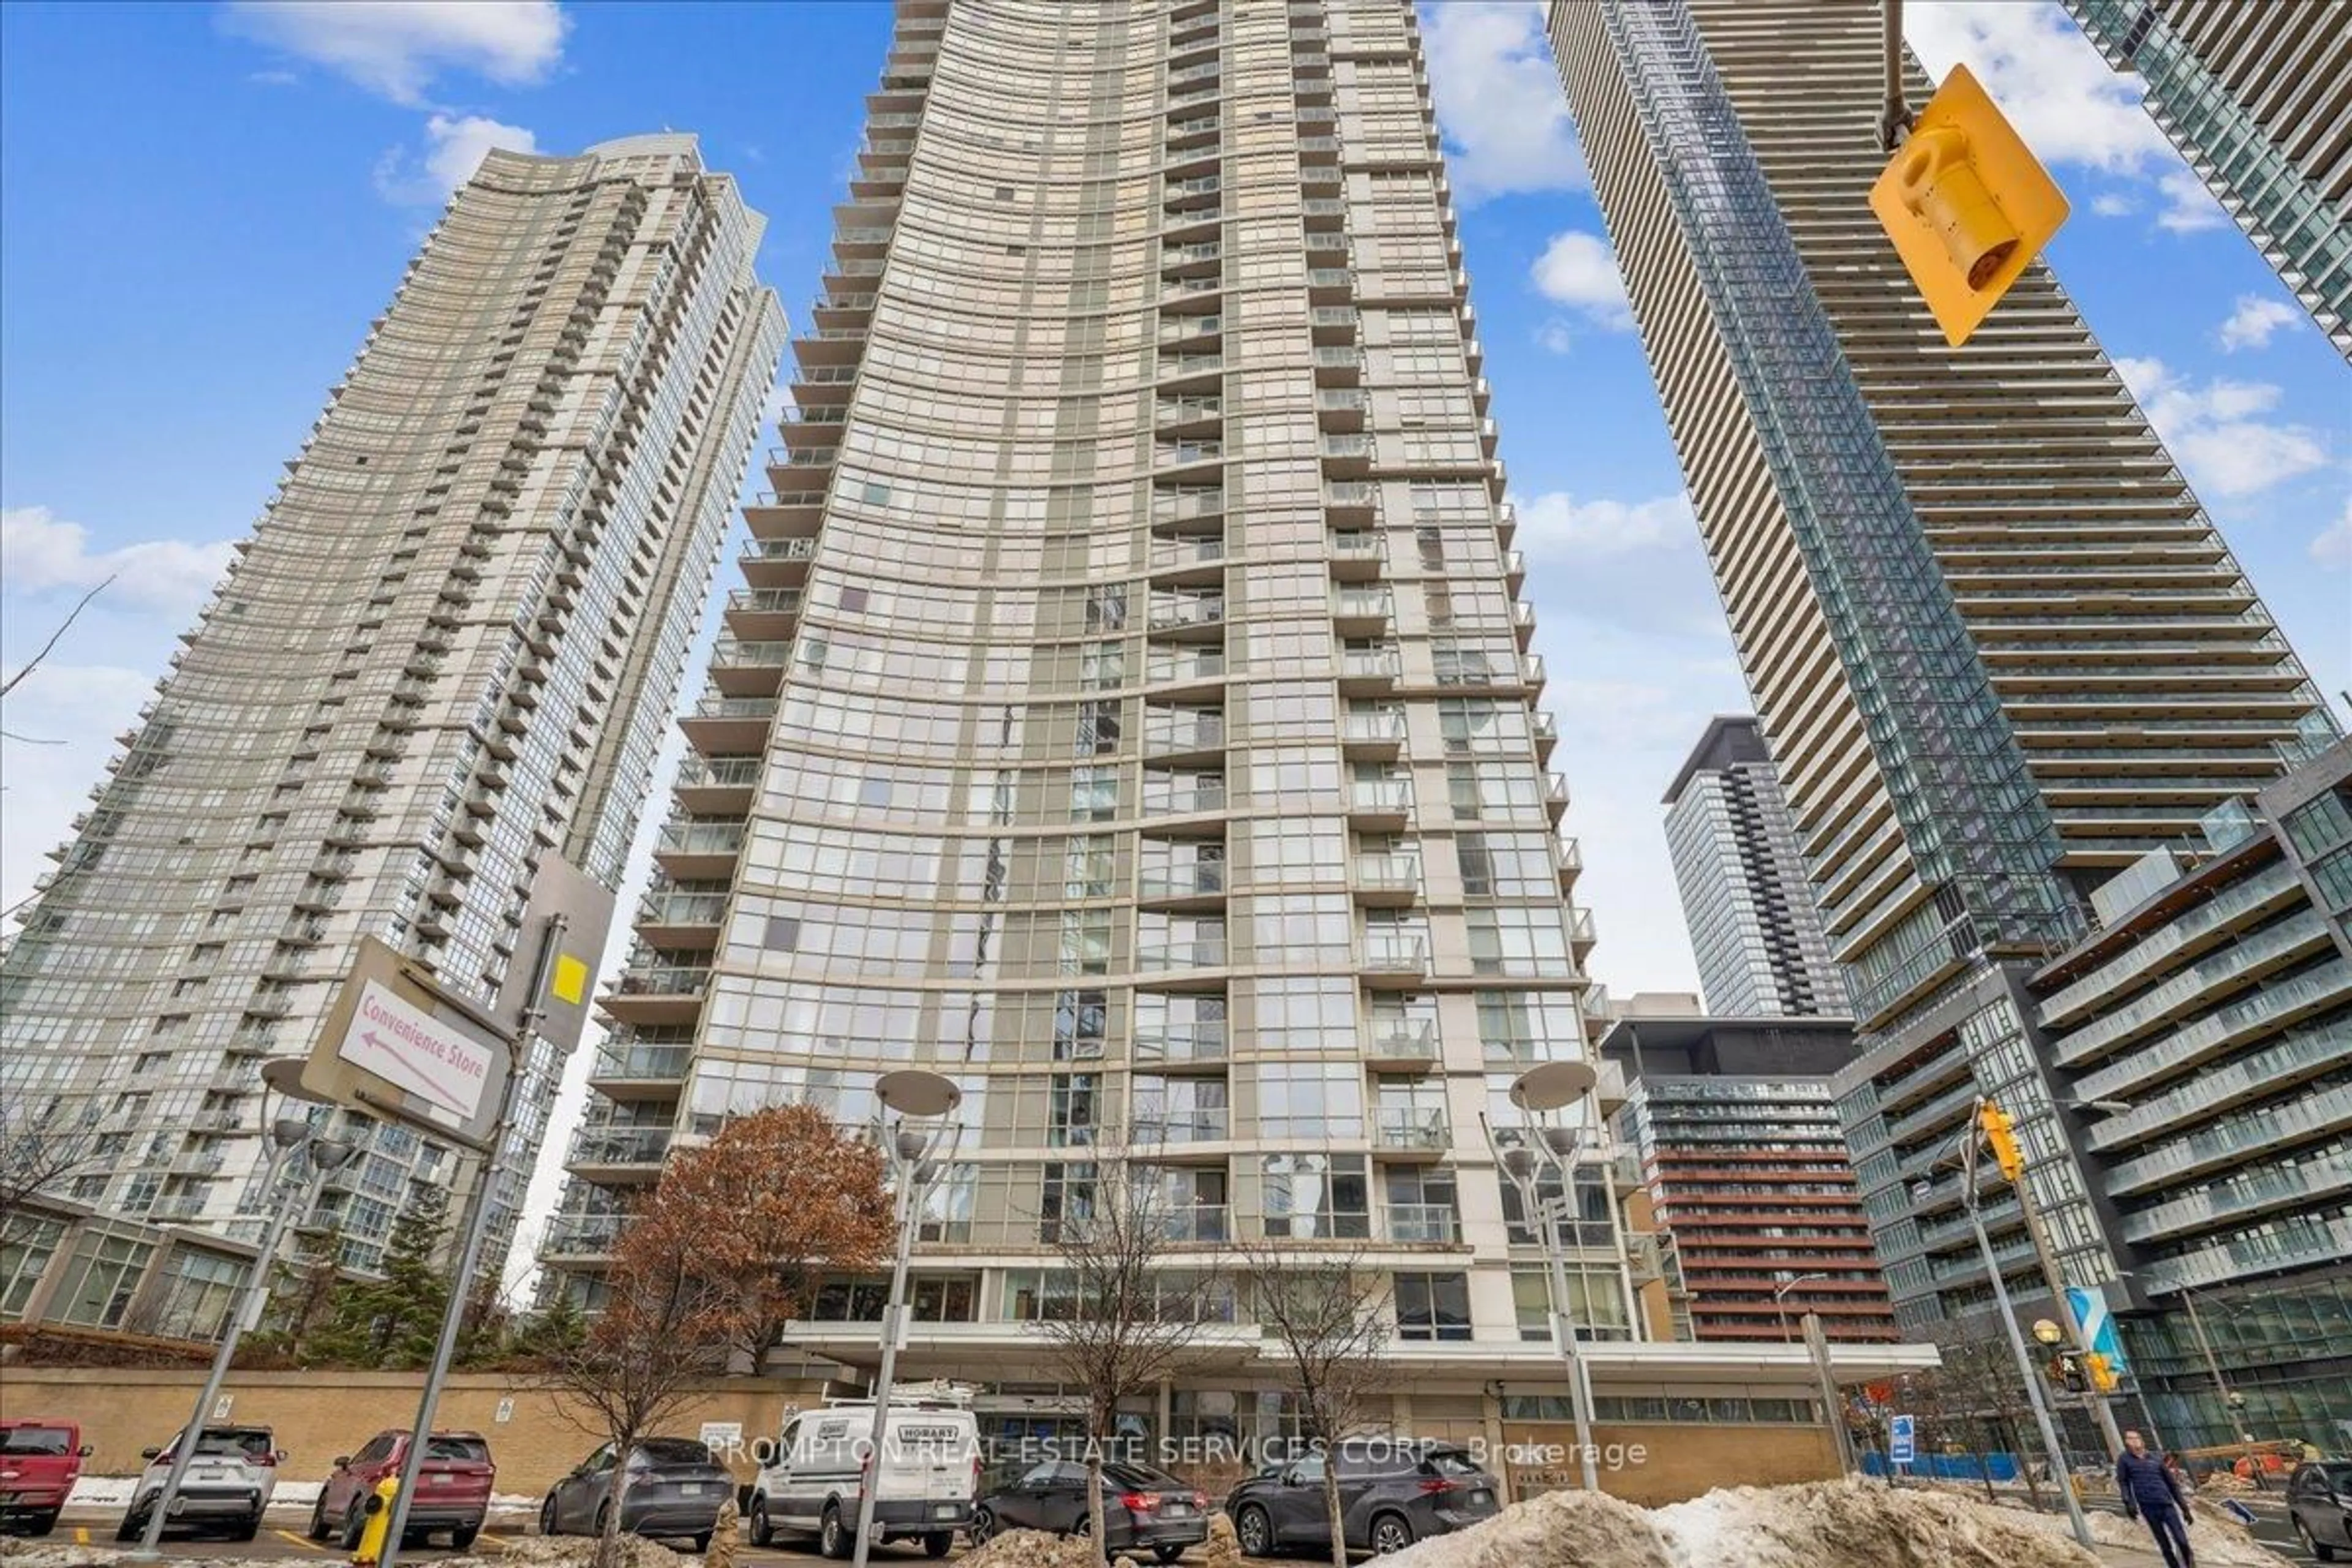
[1980,1101,2024,1182]
[2085,1352,2118,1393]
[1870,63,2069,347]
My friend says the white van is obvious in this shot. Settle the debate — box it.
[748,1385,980,1559]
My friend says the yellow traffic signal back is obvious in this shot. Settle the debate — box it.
[1980,1101,2024,1181]
[1871,63,2069,347]
[2085,1352,2118,1393]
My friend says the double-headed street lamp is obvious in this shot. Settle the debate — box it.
[1480,1058,1601,1493]
[851,1070,963,1568]
[1773,1272,1830,1343]
[130,1069,356,1561]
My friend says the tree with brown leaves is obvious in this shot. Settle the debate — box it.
[1031,1131,1224,1566]
[1231,1236,1391,1568]
[627,1102,894,1366]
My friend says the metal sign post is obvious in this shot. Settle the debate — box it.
[373,914,565,1568]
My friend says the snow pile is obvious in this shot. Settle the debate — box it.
[957,1529,1105,1568]
[1368,1479,2115,1568]
[1656,1480,2101,1567]
[1381,1490,1673,1568]
[2009,1501,2289,1567]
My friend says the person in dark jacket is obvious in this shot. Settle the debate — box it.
[2117,1428,2196,1567]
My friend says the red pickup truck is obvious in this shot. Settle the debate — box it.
[1,1420,92,1537]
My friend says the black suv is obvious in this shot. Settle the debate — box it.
[2290,1460,2352,1562]
[1224,1439,1499,1557]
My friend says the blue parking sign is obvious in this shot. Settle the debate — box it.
[1889,1414,1916,1466]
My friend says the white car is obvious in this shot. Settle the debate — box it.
[116,1425,284,1542]
[750,1393,979,1559]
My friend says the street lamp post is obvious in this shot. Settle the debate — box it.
[130,1098,355,1561]
[1913,1110,2094,1552]
[851,1071,962,1568]
[2175,1282,2263,1489]
[1480,1059,1601,1493]
[1774,1272,1830,1343]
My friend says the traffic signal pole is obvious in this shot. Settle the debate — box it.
[1980,1100,2126,1460]
[1878,0,1915,150]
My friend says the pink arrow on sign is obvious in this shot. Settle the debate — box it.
[360,1029,472,1114]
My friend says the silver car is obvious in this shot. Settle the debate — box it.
[541,1438,732,1551]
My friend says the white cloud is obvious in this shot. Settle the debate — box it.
[1517,490,1696,557]
[375,113,537,205]
[220,1,566,107]
[2112,356,2330,498]
[0,506,234,612]
[2153,169,2227,233]
[1419,1,1586,205]
[2215,294,2302,353]
[1534,318,1578,355]
[2313,496,2352,571]
[1905,3,2232,241]
[1530,230,1634,331]
[0,663,156,919]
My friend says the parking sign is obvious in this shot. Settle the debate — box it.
[1889,1414,1916,1466]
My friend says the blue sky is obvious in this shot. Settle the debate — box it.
[5,0,2348,1013]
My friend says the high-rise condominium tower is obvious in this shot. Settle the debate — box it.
[2,135,783,1277]
[1662,716,1849,1017]
[1548,0,2335,1335]
[549,0,1933,1452]
[2064,0,2352,363]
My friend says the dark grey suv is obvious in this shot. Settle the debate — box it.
[1224,1440,1499,1557]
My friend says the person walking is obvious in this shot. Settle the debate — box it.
[2117,1428,2196,1568]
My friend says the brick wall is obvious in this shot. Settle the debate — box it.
[0,1369,835,1496]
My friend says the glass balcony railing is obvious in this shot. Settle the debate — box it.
[1139,862,1226,899]
[2109,1080,2352,1196]
[1137,938,1228,970]
[1149,596,1226,630]
[1360,935,1429,974]
[1343,711,1407,745]
[674,756,763,791]
[1134,1111,1229,1144]
[568,1125,673,1167]
[1366,1016,1438,1060]
[1386,1204,1460,1244]
[655,822,745,856]
[1349,777,1413,815]
[2087,1025,2349,1153]
[1133,1022,1228,1063]
[1376,1109,1451,1150]
[610,963,710,999]
[1162,1204,1229,1243]
[1354,853,1420,894]
[593,1041,692,1082]
[2069,948,2349,1089]
[541,1215,624,1255]
[2124,1145,2352,1245]
[635,892,726,927]
[2146,1213,2352,1295]
[1145,715,1226,754]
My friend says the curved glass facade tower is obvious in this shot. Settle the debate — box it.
[2,135,783,1280]
[546,0,1934,1469]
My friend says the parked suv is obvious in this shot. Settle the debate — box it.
[0,1421,92,1537]
[1223,1439,1499,1558]
[541,1439,730,1551]
[2289,1460,2352,1562]
[116,1426,282,1542]
[309,1431,496,1551]
[973,1459,1209,1563]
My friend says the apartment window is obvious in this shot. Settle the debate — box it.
[1054,988,1108,1060]
[1261,1153,1368,1240]
[1393,1272,1471,1341]
[1050,1074,1099,1147]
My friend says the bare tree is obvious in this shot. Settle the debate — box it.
[1032,1133,1224,1565]
[1232,1236,1390,1567]
[545,1202,737,1568]
[0,1093,104,1245]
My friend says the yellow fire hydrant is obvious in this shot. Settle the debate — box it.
[351,1474,401,1567]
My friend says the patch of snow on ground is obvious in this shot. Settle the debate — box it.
[2008,1498,2290,1567]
